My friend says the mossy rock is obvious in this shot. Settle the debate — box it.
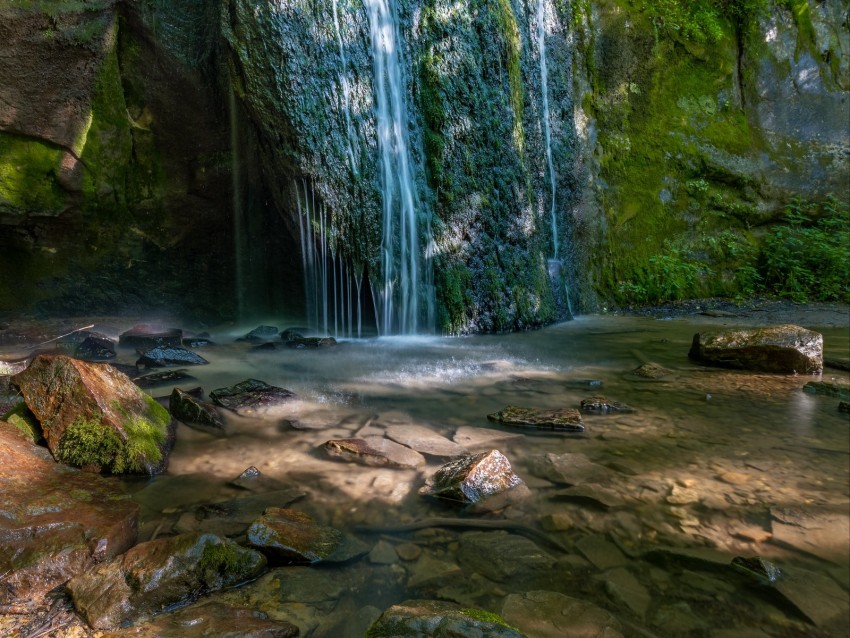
[366,599,525,637]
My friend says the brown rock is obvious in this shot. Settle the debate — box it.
[420,449,524,504]
[0,421,139,613]
[323,436,426,468]
[487,405,585,432]
[12,354,173,473]
[688,324,823,373]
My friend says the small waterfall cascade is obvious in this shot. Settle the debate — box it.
[295,179,364,338]
[332,0,359,175]
[365,0,432,335]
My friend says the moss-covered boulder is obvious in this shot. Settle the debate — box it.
[0,420,139,613]
[366,599,525,637]
[11,354,174,473]
[67,532,266,630]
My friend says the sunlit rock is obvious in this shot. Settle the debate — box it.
[367,599,525,638]
[12,354,174,474]
[501,590,624,638]
[487,405,585,432]
[98,599,299,637]
[119,325,183,350]
[688,324,823,373]
[174,489,307,538]
[0,421,139,613]
[323,436,426,468]
[632,362,673,379]
[247,507,369,565]
[769,506,850,564]
[209,379,297,417]
[169,387,226,436]
[580,396,634,413]
[67,532,266,630]
[136,345,209,368]
[420,450,523,504]
[385,423,467,457]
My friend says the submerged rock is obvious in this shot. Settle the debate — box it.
[170,387,226,435]
[0,421,139,613]
[11,354,174,474]
[632,362,673,379]
[323,437,426,468]
[284,335,337,348]
[802,379,850,400]
[247,507,369,565]
[74,335,116,361]
[119,325,183,350]
[136,345,209,368]
[580,396,634,413]
[385,423,467,457]
[420,450,523,504]
[133,368,197,389]
[209,379,297,417]
[501,590,624,638]
[367,599,525,638]
[688,324,823,373]
[529,452,614,486]
[67,532,266,630]
[487,405,585,432]
[239,325,280,342]
[731,556,782,584]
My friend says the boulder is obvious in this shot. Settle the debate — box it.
[487,405,585,432]
[367,599,525,638]
[75,335,117,361]
[209,379,297,417]
[284,335,337,348]
[323,437,426,468]
[803,379,850,400]
[580,396,634,413]
[11,354,174,474]
[688,325,823,373]
[67,533,266,630]
[133,368,197,389]
[170,387,226,435]
[0,421,139,613]
[119,326,184,350]
[239,325,280,342]
[247,507,369,565]
[420,450,524,504]
[136,346,209,368]
[501,590,624,638]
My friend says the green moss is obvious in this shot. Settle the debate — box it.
[2,403,43,443]
[57,416,124,470]
[198,540,256,587]
[0,134,67,214]
[494,0,525,155]
[460,607,519,631]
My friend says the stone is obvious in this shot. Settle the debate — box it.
[239,325,280,342]
[136,345,209,368]
[771,565,850,628]
[0,421,139,613]
[247,507,369,565]
[285,335,337,348]
[457,531,556,582]
[487,405,585,432]
[529,452,614,486]
[73,335,117,361]
[100,599,299,637]
[770,506,850,564]
[119,326,183,350]
[688,325,823,373]
[501,590,624,638]
[840,401,850,413]
[209,379,297,417]
[0,357,28,376]
[367,599,525,638]
[323,437,426,468]
[177,489,307,538]
[133,369,197,389]
[576,535,629,571]
[170,387,226,435]
[730,556,782,584]
[580,396,634,413]
[420,450,524,504]
[385,423,467,457]
[182,335,215,348]
[598,567,652,619]
[67,533,266,630]
[803,379,850,400]
[11,354,174,474]
[824,357,850,372]
[632,362,673,379]
[553,484,626,509]
[452,425,524,450]
[368,540,398,565]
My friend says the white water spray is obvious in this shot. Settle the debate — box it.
[365,0,430,335]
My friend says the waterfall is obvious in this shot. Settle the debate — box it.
[229,85,246,319]
[537,0,558,260]
[332,0,358,175]
[365,0,431,335]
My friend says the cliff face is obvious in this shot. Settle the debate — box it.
[0,0,846,326]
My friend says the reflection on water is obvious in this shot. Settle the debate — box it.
[15,315,850,636]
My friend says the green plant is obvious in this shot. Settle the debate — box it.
[616,248,712,304]
[759,197,850,302]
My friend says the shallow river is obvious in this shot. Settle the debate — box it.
[10,312,850,637]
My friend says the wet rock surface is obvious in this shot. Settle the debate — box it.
[487,405,585,432]
[803,378,850,400]
[420,450,524,504]
[689,324,823,373]
[133,368,197,389]
[0,421,139,613]
[501,590,624,638]
[67,532,266,630]
[367,599,525,638]
[136,345,209,368]
[210,379,297,417]
[385,423,467,457]
[580,396,634,413]
[170,387,226,435]
[119,326,184,350]
[323,436,426,468]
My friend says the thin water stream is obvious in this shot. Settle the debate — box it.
[116,314,849,637]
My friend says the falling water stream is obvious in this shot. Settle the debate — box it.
[55,311,846,638]
[536,0,558,261]
[332,0,359,175]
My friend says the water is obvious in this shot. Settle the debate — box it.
[332,0,359,175]
[536,0,557,260]
[365,0,432,335]
[118,314,848,636]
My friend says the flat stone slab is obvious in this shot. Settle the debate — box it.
[487,405,585,432]
[453,425,524,450]
[119,326,183,349]
[688,324,823,373]
[136,346,209,368]
[770,506,850,564]
[803,379,850,400]
[385,423,467,457]
[323,437,426,468]
[501,590,624,638]
[0,421,139,613]
[529,452,615,486]
[580,396,634,413]
[209,379,297,417]
[368,599,524,638]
